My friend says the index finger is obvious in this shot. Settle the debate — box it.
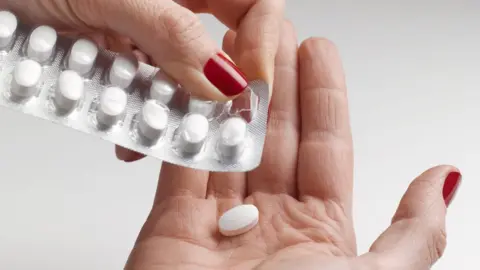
[117,0,283,162]
[297,38,354,214]
[181,0,285,94]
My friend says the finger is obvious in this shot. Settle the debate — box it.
[208,0,285,97]
[117,31,236,163]
[367,166,462,269]
[177,0,284,96]
[115,146,144,162]
[206,172,246,215]
[105,33,133,53]
[87,0,249,101]
[174,0,209,13]
[86,32,108,49]
[247,21,299,196]
[59,31,108,49]
[154,163,210,202]
[13,0,281,99]
[297,38,354,212]
[205,30,246,212]
[222,30,237,61]
[132,49,150,64]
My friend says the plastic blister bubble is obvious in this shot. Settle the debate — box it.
[0,10,269,172]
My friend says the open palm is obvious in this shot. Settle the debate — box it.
[124,24,460,270]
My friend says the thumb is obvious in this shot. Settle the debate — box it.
[9,0,250,101]
[367,166,462,270]
[96,0,247,101]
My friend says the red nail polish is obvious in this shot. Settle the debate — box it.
[443,171,462,206]
[123,152,145,162]
[204,53,248,97]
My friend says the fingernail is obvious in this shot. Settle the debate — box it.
[204,53,248,97]
[117,149,144,163]
[443,171,462,207]
[124,153,145,162]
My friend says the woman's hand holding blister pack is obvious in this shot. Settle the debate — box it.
[0,10,271,172]
[1,0,284,162]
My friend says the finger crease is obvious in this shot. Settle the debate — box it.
[300,133,352,151]
[268,109,299,131]
[301,86,347,96]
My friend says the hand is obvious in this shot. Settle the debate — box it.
[124,23,462,269]
[2,0,284,162]
[3,0,282,99]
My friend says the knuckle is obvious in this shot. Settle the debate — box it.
[427,224,447,263]
[267,109,298,133]
[161,8,204,48]
[55,0,98,27]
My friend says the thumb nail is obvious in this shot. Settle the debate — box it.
[443,171,462,207]
[204,53,248,97]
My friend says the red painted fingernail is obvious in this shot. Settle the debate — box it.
[122,152,145,162]
[443,171,462,207]
[204,53,248,97]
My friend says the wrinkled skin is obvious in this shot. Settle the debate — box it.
[3,1,460,269]
[5,0,284,101]
[124,25,459,270]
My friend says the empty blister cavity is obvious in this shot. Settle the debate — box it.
[54,70,84,113]
[67,39,98,76]
[188,96,217,117]
[230,89,259,123]
[137,100,169,143]
[175,113,209,155]
[218,117,247,159]
[27,25,57,63]
[0,11,17,49]
[96,86,127,128]
[108,54,138,89]
[10,59,42,100]
[149,71,178,104]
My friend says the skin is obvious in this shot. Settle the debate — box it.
[3,0,283,101]
[125,25,460,269]
[2,2,460,268]
[2,0,284,161]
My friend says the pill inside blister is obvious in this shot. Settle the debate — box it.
[109,54,138,89]
[54,70,84,113]
[96,86,127,128]
[175,113,209,155]
[0,11,17,49]
[11,59,42,99]
[27,25,57,63]
[0,11,271,172]
[188,97,217,117]
[138,100,169,142]
[218,117,247,159]
[68,39,98,76]
[149,71,178,104]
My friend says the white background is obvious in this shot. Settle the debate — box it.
[0,1,478,269]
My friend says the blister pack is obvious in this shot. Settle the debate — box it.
[0,10,269,172]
